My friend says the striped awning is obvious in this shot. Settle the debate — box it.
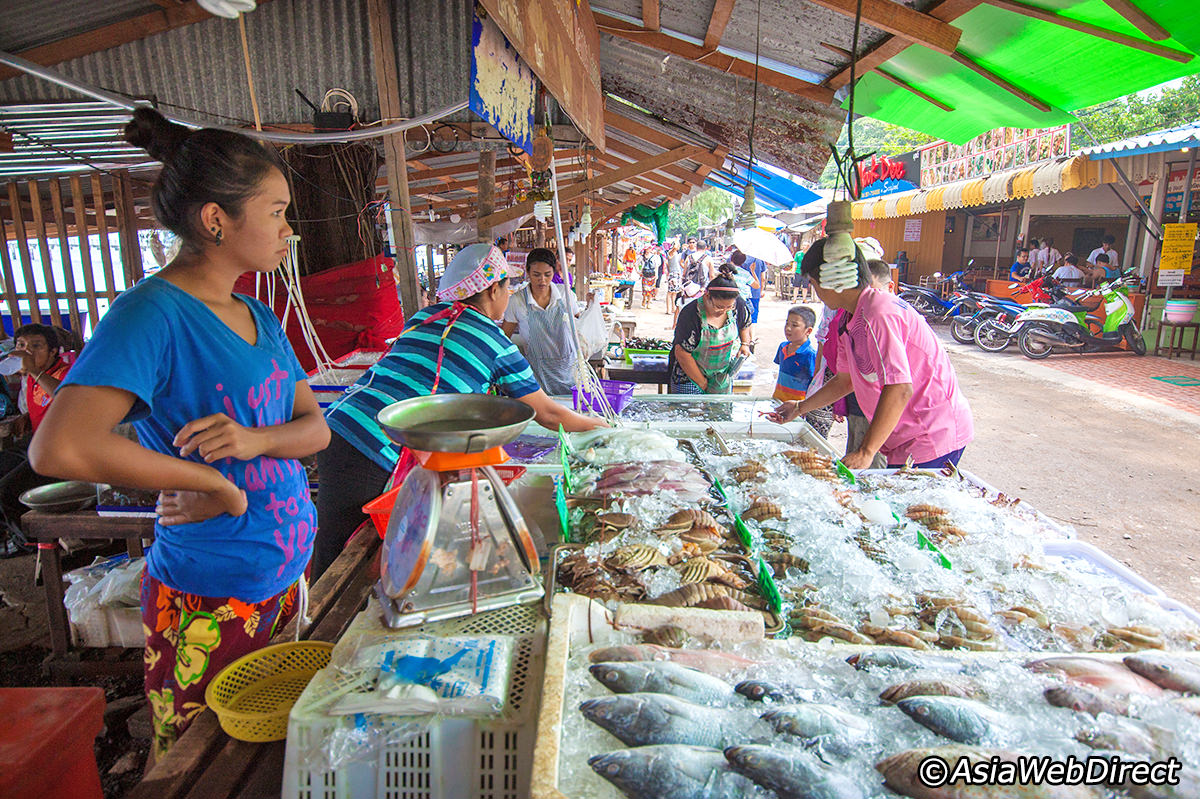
[850,155,1115,220]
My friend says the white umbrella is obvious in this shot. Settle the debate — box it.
[755,216,785,231]
[732,226,793,266]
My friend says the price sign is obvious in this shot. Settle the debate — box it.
[1159,222,1197,287]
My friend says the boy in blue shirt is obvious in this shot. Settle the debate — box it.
[773,306,818,402]
[1009,248,1033,283]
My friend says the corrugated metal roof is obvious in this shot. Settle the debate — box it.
[0,101,150,178]
[0,0,470,126]
[1077,122,1200,160]
[590,0,892,85]
[599,33,842,179]
[0,0,158,53]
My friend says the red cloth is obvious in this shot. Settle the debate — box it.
[234,254,405,372]
[26,357,70,432]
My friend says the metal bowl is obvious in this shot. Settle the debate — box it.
[19,481,102,513]
[376,394,535,453]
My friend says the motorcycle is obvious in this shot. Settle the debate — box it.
[948,276,1060,346]
[898,270,971,322]
[971,278,1088,353]
[1016,275,1145,359]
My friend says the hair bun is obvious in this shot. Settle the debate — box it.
[124,107,191,163]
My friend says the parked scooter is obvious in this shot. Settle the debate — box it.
[1016,275,1145,359]
[971,279,1084,352]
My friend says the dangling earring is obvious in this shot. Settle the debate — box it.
[214,228,223,245]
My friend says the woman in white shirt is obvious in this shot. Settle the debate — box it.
[502,248,582,395]
[1039,237,1062,272]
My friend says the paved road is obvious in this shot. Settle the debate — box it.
[620,291,1200,612]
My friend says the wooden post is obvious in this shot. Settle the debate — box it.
[575,234,590,301]
[90,174,118,302]
[2,182,37,326]
[424,244,435,304]
[477,150,496,243]
[113,170,144,288]
[68,176,101,329]
[27,180,62,327]
[47,178,82,334]
[367,0,421,319]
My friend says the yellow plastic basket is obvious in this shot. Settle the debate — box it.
[204,641,333,742]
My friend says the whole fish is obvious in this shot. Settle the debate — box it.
[725,745,861,799]
[877,745,1103,798]
[895,696,1011,745]
[1043,685,1129,717]
[1120,764,1200,799]
[587,644,756,677]
[1123,653,1200,694]
[881,679,983,705]
[589,745,761,799]
[1025,657,1164,697]
[847,651,965,672]
[1075,717,1174,759]
[736,679,805,703]
[760,704,871,743]
[590,661,736,704]
[579,693,745,748]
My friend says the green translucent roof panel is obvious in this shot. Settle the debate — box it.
[846,0,1200,143]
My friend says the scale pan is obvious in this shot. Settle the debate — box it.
[377,394,535,453]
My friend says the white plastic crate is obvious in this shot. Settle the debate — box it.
[284,603,545,799]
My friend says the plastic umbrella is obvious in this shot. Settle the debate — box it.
[755,216,785,231]
[732,227,792,266]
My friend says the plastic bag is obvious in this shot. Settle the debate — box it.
[576,300,609,360]
[96,558,145,607]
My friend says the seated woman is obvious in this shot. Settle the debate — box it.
[668,265,752,394]
[312,243,604,580]
[501,248,582,396]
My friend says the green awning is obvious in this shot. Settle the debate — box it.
[848,0,1200,144]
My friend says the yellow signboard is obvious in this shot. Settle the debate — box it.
[1161,222,1198,271]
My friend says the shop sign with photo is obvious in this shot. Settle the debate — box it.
[1139,168,1200,224]
[920,126,1070,187]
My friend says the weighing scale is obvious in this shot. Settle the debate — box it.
[373,395,544,628]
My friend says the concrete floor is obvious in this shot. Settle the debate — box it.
[621,288,1200,611]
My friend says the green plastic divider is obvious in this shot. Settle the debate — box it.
[916,529,953,570]
[553,476,570,543]
[732,514,752,550]
[711,476,729,503]
[835,460,857,486]
[557,425,575,496]
[756,557,783,615]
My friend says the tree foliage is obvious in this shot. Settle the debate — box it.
[817,119,935,189]
[666,187,738,238]
[1072,75,1200,147]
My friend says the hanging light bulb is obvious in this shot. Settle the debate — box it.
[533,199,552,222]
[819,200,860,291]
[580,206,593,238]
[735,185,759,229]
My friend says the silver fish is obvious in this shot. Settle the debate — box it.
[736,679,804,703]
[1121,763,1200,799]
[590,661,736,704]
[760,704,872,744]
[877,746,1103,798]
[895,696,1010,745]
[589,745,762,799]
[1043,685,1129,717]
[846,651,964,672]
[1123,653,1200,695]
[579,693,745,748]
[725,745,861,799]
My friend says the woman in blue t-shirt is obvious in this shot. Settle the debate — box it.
[30,109,330,759]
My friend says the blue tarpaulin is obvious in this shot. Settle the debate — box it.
[705,160,820,213]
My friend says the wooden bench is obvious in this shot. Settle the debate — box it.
[126,527,381,799]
